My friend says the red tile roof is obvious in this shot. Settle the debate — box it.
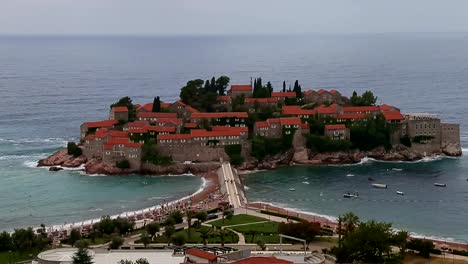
[317,89,329,95]
[314,104,339,115]
[157,134,192,140]
[156,118,182,125]
[271,92,296,98]
[379,104,398,112]
[301,123,310,129]
[127,121,149,128]
[337,113,368,120]
[255,121,269,128]
[232,257,293,264]
[279,117,302,126]
[282,105,315,115]
[191,112,248,119]
[244,97,278,103]
[129,127,148,134]
[325,124,347,130]
[304,89,317,95]
[147,126,176,132]
[112,106,128,113]
[84,120,118,128]
[383,111,404,121]
[343,106,380,113]
[107,130,129,138]
[85,134,96,140]
[137,112,177,119]
[230,85,252,92]
[175,100,200,113]
[212,126,248,133]
[184,122,198,128]
[190,129,242,137]
[185,249,218,261]
[107,138,131,144]
[138,102,171,112]
[217,95,231,102]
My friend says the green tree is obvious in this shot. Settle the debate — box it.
[216,76,230,95]
[146,222,160,240]
[217,229,227,247]
[140,232,151,248]
[391,230,409,258]
[110,235,124,249]
[135,259,150,264]
[282,81,286,92]
[72,247,93,264]
[198,229,211,246]
[69,228,82,246]
[171,233,186,246]
[164,225,175,246]
[74,239,90,249]
[342,212,360,237]
[256,239,267,250]
[350,90,377,106]
[293,80,302,98]
[265,81,273,97]
[67,142,82,157]
[169,211,184,224]
[195,211,208,222]
[111,96,136,121]
[152,96,161,112]
[0,231,12,251]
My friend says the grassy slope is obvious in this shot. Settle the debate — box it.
[210,214,268,227]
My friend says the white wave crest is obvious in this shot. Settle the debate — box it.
[0,137,69,145]
[302,181,310,185]
[462,148,468,153]
[346,174,355,177]
[89,208,103,212]
[244,185,250,190]
[1,153,49,161]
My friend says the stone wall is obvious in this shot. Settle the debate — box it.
[158,144,229,162]
[441,123,460,146]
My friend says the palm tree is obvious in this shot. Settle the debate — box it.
[217,229,227,247]
[198,229,211,245]
[342,212,359,237]
[186,210,195,238]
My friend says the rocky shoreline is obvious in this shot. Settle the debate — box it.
[38,144,462,175]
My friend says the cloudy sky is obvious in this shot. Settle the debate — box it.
[1,0,468,35]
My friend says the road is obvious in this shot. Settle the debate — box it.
[221,162,243,208]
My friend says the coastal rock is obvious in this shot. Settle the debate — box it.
[292,148,309,163]
[37,149,87,168]
[85,159,135,175]
[442,143,462,156]
[49,166,63,172]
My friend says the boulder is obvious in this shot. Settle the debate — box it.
[37,149,87,168]
[49,166,63,172]
[442,143,463,157]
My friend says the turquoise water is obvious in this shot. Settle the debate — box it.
[243,154,468,241]
[1,34,468,236]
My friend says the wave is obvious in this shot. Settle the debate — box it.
[391,168,403,171]
[346,174,355,177]
[1,153,49,161]
[147,196,170,201]
[244,185,250,190]
[302,181,310,185]
[88,208,103,212]
[0,137,69,146]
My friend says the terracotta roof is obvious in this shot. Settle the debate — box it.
[231,257,293,264]
[383,111,404,121]
[124,142,143,148]
[244,97,278,103]
[185,249,218,261]
[282,105,315,115]
[147,126,176,132]
[301,123,310,129]
[157,134,192,140]
[343,106,380,113]
[175,100,200,113]
[325,124,347,130]
[330,89,339,95]
[156,118,182,125]
[314,105,338,115]
[191,112,248,119]
[161,102,171,108]
[127,121,149,128]
[129,127,148,134]
[255,121,269,128]
[212,126,248,133]
[337,113,368,120]
[230,85,252,92]
[217,95,231,102]
[94,128,109,138]
[138,102,171,112]
[84,120,118,128]
[107,138,130,144]
[137,112,177,119]
[304,90,317,95]
[271,92,296,98]
[279,117,302,126]
[85,134,96,140]
[184,122,198,128]
[317,89,329,95]
[268,118,281,124]
[107,130,129,138]
[103,144,113,150]
[379,104,398,112]
[112,106,128,113]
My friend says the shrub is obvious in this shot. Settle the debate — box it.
[224,144,244,165]
[306,135,351,153]
[407,239,435,258]
[412,135,434,144]
[110,235,124,249]
[251,136,285,160]
[116,160,130,169]
[195,211,208,222]
[171,233,186,246]
[169,211,184,224]
[259,210,302,221]
[67,142,82,157]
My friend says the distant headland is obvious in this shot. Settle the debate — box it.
[38,76,462,175]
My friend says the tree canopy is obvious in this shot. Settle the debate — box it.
[152,96,161,112]
[180,76,230,112]
[350,90,378,106]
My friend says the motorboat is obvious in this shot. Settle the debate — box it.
[343,192,359,198]
[372,183,387,189]
[434,183,446,187]
[396,191,404,195]
[289,188,296,191]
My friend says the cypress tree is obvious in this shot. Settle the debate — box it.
[210,77,216,93]
[283,81,286,92]
[266,82,273,97]
[204,80,210,91]
[253,78,258,98]
[152,96,161,112]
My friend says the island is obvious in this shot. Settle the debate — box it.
[38,76,462,175]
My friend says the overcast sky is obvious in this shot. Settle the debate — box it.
[2,0,468,36]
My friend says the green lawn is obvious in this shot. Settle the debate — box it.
[231,222,279,234]
[245,234,281,244]
[137,226,239,244]
[210,214,268,227]
[0,250,40,264]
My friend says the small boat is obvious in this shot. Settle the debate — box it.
[343,192,359,198]
[289,188,296,191]
[372,183,387,189]
[434,183,446,187]
[396,191,404,195]
[368,177,375,181]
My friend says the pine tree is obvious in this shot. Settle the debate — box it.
[282,81,286,92]
[152,96,161,112]
[72,247,93,264]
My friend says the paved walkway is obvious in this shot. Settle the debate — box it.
[220,163,243,208]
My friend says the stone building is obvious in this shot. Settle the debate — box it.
[80,120,118,141]
[271,91,296,103]
[324,124,350,140]
[109,106,129,122]
[282,105,315,119]
[103,138,143,170]
[168,100,200,121]
[136,112,177,122]
[244,97,278,112]
[253,117,304,138]
[304,89,344,104]
[227,84,253,98]
[190,112,248,127]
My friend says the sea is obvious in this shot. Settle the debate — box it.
[0,34,467,239]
